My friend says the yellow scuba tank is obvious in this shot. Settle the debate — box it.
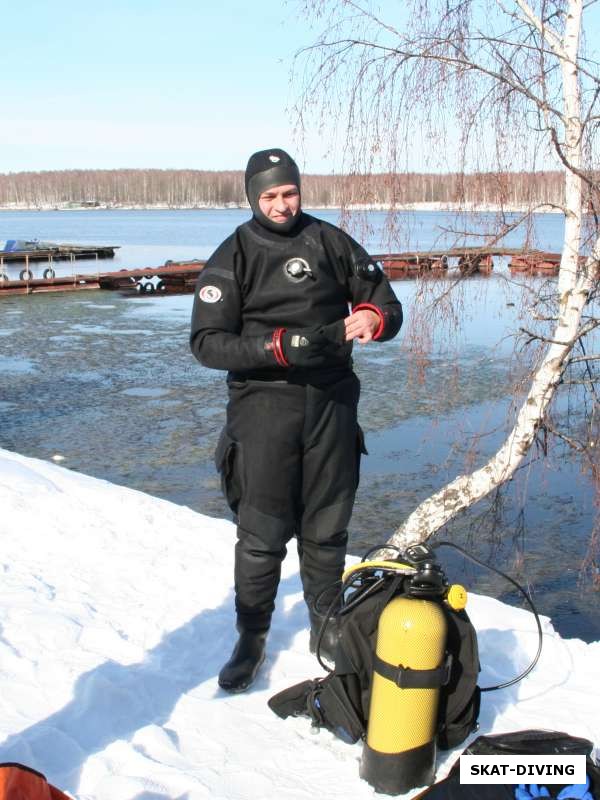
[360,545,459,795]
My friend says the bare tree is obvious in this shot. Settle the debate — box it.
[0,167,566,207]
[294,0,600,551]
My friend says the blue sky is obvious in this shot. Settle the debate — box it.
[0,0,328,173]
[1,1,595,175]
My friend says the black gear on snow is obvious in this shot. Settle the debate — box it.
[268,573,481,751]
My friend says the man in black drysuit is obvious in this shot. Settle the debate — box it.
[189,148,402,692]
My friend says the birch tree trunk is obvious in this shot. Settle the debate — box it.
[387,0,597,551]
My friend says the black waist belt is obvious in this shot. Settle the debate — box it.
[228,369,289,382]
[228,365,353,385]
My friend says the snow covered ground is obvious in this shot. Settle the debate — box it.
[0,446,598,800]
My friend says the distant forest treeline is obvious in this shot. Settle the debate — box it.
[0,168,566,207]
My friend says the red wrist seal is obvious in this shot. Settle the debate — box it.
[271,327,289,366]
[352,303,385,340]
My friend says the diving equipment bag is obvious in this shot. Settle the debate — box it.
[411,729,599,799]
[268,550,481,753]
[0,763,70,800]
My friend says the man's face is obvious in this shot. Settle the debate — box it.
[257,184,300,224]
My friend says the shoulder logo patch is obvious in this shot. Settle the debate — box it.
[199,285,222,303]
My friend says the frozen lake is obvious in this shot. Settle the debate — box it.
[1,208,597,641]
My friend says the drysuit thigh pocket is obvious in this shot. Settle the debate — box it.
[214,429,243,514]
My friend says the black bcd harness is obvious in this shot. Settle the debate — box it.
[268,545,482,750]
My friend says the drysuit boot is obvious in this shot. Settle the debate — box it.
[309,608,341,665]
[218,628,268,693]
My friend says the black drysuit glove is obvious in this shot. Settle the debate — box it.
[278,320,349,368]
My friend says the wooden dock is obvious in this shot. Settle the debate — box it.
[99,260,205,294]
[0,249,564,298]
[0,260,204,297]
[0,243,119,281]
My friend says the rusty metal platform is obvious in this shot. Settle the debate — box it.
[0,248,567,298]
[374,248,562,277]
[0,260,206,297]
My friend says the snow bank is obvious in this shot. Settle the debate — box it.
[0,447,598,799]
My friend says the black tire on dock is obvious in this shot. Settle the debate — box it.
[156,280,166,292]
[20,269,33,281]
[143,282,155,293]
[43,268,56,279]
[0,273,8,282]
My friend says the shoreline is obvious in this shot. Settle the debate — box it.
[0,201,563,214]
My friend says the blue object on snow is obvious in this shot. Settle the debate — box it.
[514,776,593,800]
[515,785,551,799]
[556,775,593,800]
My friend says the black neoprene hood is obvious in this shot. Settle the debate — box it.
[245,148,302,233]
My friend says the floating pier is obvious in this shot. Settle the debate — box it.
[374,247,561,277]
[99,260,205,294]
[0,243,119,281]
[506,251,563,276]
[0,249,565,298]
[0,260,205,297]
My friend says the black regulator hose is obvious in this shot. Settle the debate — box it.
[360,543,406,562]
[312,571,397,672]
[313,540,544,689]
[433,540,544,692]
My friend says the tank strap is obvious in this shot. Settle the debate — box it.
[373,653,453,689]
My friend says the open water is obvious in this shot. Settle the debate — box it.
[0,208,597,642]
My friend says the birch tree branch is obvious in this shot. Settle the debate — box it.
[512,0,566,58]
